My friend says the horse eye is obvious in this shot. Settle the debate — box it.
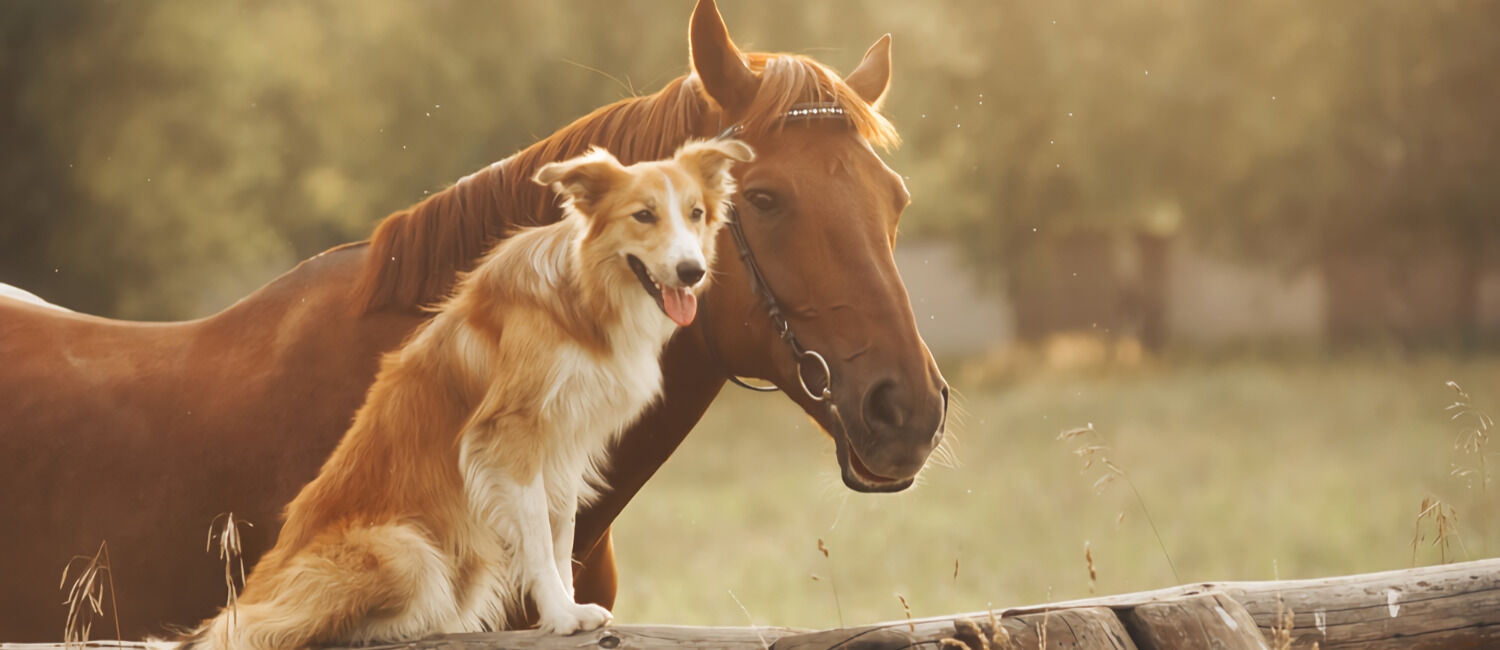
[744,190,778,212]
[690,207,704,221]
[632,210,657,224]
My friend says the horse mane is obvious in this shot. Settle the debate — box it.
[352,52,898,314]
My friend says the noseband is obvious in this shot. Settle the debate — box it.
[712,103,848,407]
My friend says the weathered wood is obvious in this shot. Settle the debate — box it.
[1226,560,1500,649]
[7,560,1498,649]
[1121,594,1266,650]
[772,606,1137,649]
[0,626,805,650]
[359,625,803,649]
[988,559,1500,649]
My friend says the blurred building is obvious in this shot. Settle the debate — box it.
[896,236,1500,355]
[895,240,1012,359]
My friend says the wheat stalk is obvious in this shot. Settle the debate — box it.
[1060,422,1180,583]
[726,589,768,650]
[1411,497,1468,565]
[987,607,1014,650]
[207,512,251,634]
[812,538,844,628]
[1446,381,1493,492]
[1268,594,1295,650]
[59,540,122,648]
[1083,540,1097,594]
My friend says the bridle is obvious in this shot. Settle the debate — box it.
[720,200,833,403]
[709,102,849,407]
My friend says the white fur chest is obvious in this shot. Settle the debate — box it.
[540,306,674,454]
[446,310,675,633]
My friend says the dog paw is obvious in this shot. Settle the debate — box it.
[538,603,613,635]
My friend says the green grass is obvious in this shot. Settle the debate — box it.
[608,355,1499,628]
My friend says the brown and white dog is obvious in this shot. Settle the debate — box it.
[176,139,752,649]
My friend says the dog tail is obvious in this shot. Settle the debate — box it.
[165,602,314,650]
[167,607,254,650]
[170,623,211,650]
[166,524,444,649]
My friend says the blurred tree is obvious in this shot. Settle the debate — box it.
[1229,0,1500,350]
[0,1,134,314]
[0,0,1495,341]
[877,0,1500,350]
[2,1,696,318]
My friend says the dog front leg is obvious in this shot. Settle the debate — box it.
[505,471,611,635]
[550,479,581,600]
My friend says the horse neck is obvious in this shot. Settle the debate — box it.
[212,82,720,354]
[207,245,420,366]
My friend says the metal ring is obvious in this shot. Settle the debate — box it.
[796,348,832,402]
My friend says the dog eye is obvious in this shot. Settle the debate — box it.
[690,207,704,221]
[632,210,657,224]
[744,190,778,213]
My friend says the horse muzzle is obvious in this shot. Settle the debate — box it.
[833,380,948,493]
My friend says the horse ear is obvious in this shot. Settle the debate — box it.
[689,0,760,116]
[534,147,627,214]
[844,34,893,107]
[677,139,755,196]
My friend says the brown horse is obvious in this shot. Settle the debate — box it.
[0,0,947,641]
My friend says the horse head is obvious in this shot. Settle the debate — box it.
[689,0,949,493]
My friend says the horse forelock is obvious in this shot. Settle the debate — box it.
[353,52,897,314]
[737,53,899,150]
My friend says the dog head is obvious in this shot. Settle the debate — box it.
[534,139,754,327]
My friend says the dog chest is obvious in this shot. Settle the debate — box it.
[541,340,664,439]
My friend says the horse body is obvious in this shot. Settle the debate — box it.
[1,0,947,641]
[0,196,690,642]
[0,247,419,638]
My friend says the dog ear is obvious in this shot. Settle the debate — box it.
[675,139,754,196]
[534,147,628,214]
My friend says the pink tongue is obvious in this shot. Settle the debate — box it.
[660,286,698,327]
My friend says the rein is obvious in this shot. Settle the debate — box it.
[711,102,849,406]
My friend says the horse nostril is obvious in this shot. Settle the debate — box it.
[863,379,908,431]
[676,261,705,286]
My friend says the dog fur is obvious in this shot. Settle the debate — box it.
[176,138,752,649]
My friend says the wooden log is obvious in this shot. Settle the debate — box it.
[6,560,1497,649]
[358,625,802,649]
[1120,593,1266,650]
[771,606,1137,649]
[996,558,1500,649]
[1225,560,1500,649]
[0,626,806,650]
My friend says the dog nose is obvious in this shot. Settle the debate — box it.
[676,261,705,286]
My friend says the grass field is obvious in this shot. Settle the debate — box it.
[608,354,1499,629]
